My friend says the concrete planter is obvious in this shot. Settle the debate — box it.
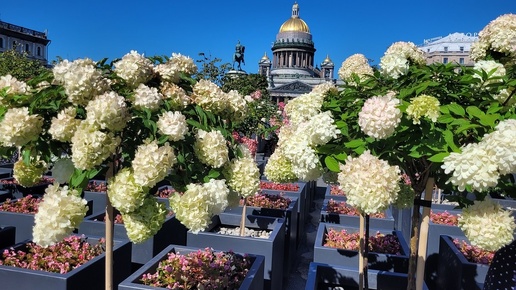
[313,223,410,273]
[0,236,131,290]
[118,244,265,290]
[323,184,347,202]
[0,226,15,249]
[187,214,285,290]
[306,262,429,290]
[436,235,488,290]
[320,198,395,230]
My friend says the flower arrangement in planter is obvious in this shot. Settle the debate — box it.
[243,193,291,209]
[85,180,107,192]
[0,235,105,273]
[139,247,253,289]
[0,195,40,214]
[452,238,495,265]
[0,176,55,196]
[154,186,176,198]
[326,199,385,218]
[324,228,403,255]
[430,210,459,226]
[259,181,299,191]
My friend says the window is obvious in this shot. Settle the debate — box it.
[12,41,17,49]
[427,48,430,52]
[460,46,464,53]
[459,58,465,64]
[0,38,3,48]
[443,57,448,64]
[444,46,448,52]
[37,47,41,56]
[25,43,30,53]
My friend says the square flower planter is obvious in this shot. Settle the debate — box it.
[77,210,187,265]
[436,235,488,290]
[82,179,107,214]
[305,262,429,290]
[223,196,298,277]
[324,184,347,202]
[320,198,395,230]
[118,244,265,290]
[0,236,131,290]
[0,226,15,249]
[313,223,410,273]
[187,213,286,290]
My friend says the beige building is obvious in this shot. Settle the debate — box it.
[418,32,478,66]
[0,20,51,65]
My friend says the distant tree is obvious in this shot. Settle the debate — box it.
[194,52,231,86]
[221,73,269,95]
[0,49,49,80]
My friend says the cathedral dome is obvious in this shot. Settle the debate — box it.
[279,2,310,33]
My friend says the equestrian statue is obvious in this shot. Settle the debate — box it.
[232,40,245,71]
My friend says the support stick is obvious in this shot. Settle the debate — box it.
[359,213,365,290]
[416,177,435,290]
[105,196,114,290]
[240,199,247,236]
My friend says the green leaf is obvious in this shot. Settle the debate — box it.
[456,124,482,134]
[466,106,484,119]
[344,139,366,149]
[333,152,348,161]
[186,119,206,130]
[324,156,340,172]
[448,104,465,116]
[437,114,454,124]
[478,114,499,128]
[70,169,88,189]
[428,152,449,163]
[442,130,460,152]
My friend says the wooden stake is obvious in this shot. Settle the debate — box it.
[359,213,365,290]
[240,199,247,236]
[105,196,114,290]
[416,177,434,290]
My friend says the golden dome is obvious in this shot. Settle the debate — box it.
[279,2,310,33]
[261,52,270,60]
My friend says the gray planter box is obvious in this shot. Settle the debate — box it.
[223,197,298,277]
[0,236,131,290]
[320,198,395,230]
[431,203,460,211]
[118,244,265,290]
[314,223,410,273]
[187,214,285,290]
[436,235,488,290]
[0,226,15,249]
[0,190,13,203]
[324,184,347,201]
[306,262,429,290]
[77,210,187,265]
[82,179,108,214]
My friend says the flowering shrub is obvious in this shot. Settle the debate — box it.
[325,199,386,218]
[430,210,459,226]
[0,195,40,213]
[140,247,252,289]
[324,228,403,255]
[245,193,291,210]
[453,238,495,265]
[0,235,105,274]
[259,181,299,191]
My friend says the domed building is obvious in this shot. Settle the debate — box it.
[258,2,335,102]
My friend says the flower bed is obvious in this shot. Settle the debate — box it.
[320,198,395,229]
[324,184,346,201]
[119,245,264,290]
[430,210,459,226]
[259,181,299,191]
[0,176,54,197]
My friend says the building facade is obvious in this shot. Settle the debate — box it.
[258,2,335,102]
[0,20,51,65]
[418,32,478,66]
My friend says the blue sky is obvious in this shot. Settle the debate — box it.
[1,1,515,74]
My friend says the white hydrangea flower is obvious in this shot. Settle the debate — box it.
[155,53,197,83]
[192,80,228,114]
[470,14,516,61]
[442,142,500,192]
[160,82,191,110]
[358,92,402,139]
[194,129,229,168]
[406,94,441,124]
[338,54,374,85]
[0,74,31,95]
[71,121,121,170]
[225,90,248,122]
[264,148,298,183]
[132,140,176,188]
[51,158,75,184]
[385,41,426,65]
[481,119,516,175]
[0,107,43,147]
[379,53,409,79]
[338,151,401,214]
[459,198,516,251]
[52,58,111,106]
[203,179,230,216]
[113,50,154,88]
[33,184,88,247]
[223,156,260,198]
[157,111,189,141]
[303,111,340,146]
[282,133,323,181]
[13,159,47,187]
[311,82,337,95]
[131,83,163,111]
[107,168,147,214]
[48,107,81,142]
[284,91,324,124]
[85,91,130,132]
[473,60,506,87]
[122,197,167,243]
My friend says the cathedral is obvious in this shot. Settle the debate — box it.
[258,2,336,102]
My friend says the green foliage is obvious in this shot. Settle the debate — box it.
[0,49,49,81]
[194,53,231,86]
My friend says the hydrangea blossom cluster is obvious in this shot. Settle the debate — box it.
[194,129,229,168]
[0,74,31,97]
[458,198,516,251]
[71,122,121,170]
[472,60,506,88]
[0,107,43,147]
[470,14,516,61]
[223,156,260,198]
[122,197,167,243]
[303,111,341,146]
[358,92,402,139]
[406,94,441,124]
[442,119,516,191]
[107,168,147,214]
[85,91,130,132]
[263,148,298,183]
[113,50,154,88]
[13,159,47,187]
[155,53,197,83]
[379,53,409,79]
[33,184,89,247]
[225,90,248,122]
[281,132,323,181]
[283,91,325,124]
[170,179,230,233]
[384,41,426,65]
[157,111,189,141]
[52,58,110,106]
[160,82,190,110]
[337,151,401,214]
[338,53,374,85]
[191,80,227,114]
[48,107,81,142]
[132,141,176,188]
[132,84,163,111]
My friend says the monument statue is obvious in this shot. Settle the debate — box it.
[232,40,245,71]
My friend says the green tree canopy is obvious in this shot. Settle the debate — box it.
[0,49,49,81]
